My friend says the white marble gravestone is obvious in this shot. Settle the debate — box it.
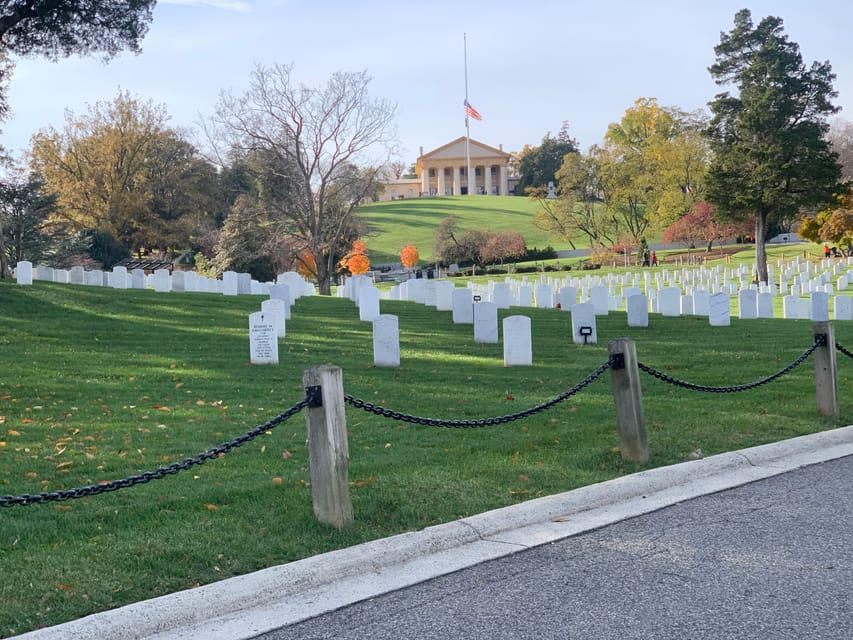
[358,286,381,322]
[153,269,171,293]
[783,295,799,319]
[503,316,532,366]
[452,288,474,324]
[222,271,238,296]
[473,301,499,343]
[680,294,694,316]
[69,266,85,285]
[237,273,252,295]
[261,298,287,338]
[535,284,554,309]
[708,292,730,326]
[373,315,400,367]
[589,285,609,315]
[757,292,774,318]
[435,281,455,311]
[659,287,681,317]
[738,289,758,319]
[110,266,129,289]
[557,286,577,311]
[693,290,711,316]
[811,292,829,322]
[131,268,146,289]
[517,285,533,307]
[571,302,597,345]
[249,311,279,365]
[626,294,649,328]
[491,283,513,309]
[15,261,32,285]
[85,269,103,286]
[835,296,853,320]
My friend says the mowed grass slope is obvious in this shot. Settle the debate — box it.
[356,195,570,263]
[0,280,851,636]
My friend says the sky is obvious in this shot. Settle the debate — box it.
[3,0,853,167]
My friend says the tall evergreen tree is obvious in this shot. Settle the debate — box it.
[705,9,843,282]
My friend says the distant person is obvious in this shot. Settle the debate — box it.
[824,243,831,258]
[642,250,650,267]
[651,251,658,266]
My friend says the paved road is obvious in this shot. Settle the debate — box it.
[255,456,853,640]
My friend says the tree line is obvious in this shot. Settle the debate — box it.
[0,5,851,289]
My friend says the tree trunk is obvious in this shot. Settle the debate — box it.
[0,218,9,279]
[316,254,332,296]
[754,213,769,284]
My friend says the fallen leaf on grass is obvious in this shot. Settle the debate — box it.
[56,584,74,591]
[152,405,171,412]
[271,477,283,485]
[0,442,5,448]
[204,503,219,511]
[7,429,20,436]
[282,450,292,459]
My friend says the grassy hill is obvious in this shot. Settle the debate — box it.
[356,195,572,264]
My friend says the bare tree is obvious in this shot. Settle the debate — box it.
[207,63,398,294]
[829,119,853,182]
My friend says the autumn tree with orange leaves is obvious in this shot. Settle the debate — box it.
[400,244,419,270]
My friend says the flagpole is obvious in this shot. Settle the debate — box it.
[464,32,472,195]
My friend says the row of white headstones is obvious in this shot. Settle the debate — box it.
[13,258,852,368]
[333,256,853,368]
[12,261,315,298]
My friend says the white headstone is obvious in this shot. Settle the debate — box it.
[783,295,799,319]
[153,269,171,293]
[69,266,85,285]
[738,289,758,319]
[373,315,400,367]
[249,312,279,365]
[589,285,609,315]
[692,290,711,316]
[131,268,146,289]
[474,301,499,343]
[261,298,287,338]
[491,283,513,309]
[757,292,774,318]
[571,302,597,344]
[535,284,555,309]
[110,266,129,289]
[626,294,649,328]
[452,288,474,324]
[15,261,32,285]
[557,286,577,311]
[517,284,534,307]
[358,286,381,321]
[222,271,238,296]
[237,273,252,295]
[659,287,681,317]
[835,296,853,321]
[503,315,533,366]
[171,270,185,292]
[680,294,694,316]
[85,269,103,286]
[435,281,455,311]
[811,292,829,322]
[709,292,730,326]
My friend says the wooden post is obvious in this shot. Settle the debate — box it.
[813,322,838,417]
[303,365,353,528]
[608,339,649,462]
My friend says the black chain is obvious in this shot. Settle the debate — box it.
[0,399,309,507]
[344,359,612,428]
[837,341,853,360]
[637,338,824,393]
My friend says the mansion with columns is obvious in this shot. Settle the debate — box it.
[378,137,514,201]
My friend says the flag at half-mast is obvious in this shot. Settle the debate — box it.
[463,99,482,121]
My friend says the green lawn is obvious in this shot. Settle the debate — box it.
[0,279,851,636]
[356,195,572,263]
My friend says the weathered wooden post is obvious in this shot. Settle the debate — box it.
[608,338,649,463]
[813,321,838,417]
[302,365,353,528]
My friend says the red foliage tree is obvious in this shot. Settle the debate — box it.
[663,201,751,251]
[400,244,419,269]
[480,231,527,265]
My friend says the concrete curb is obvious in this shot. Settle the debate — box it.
[12,425,853,640]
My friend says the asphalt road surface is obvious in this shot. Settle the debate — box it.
[254,456,853,640]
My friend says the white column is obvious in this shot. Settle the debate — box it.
[437,167,446,196]
[453,166,461,196]
[499,165,508,196]
[421,165,429,196]
[484,165,493,195]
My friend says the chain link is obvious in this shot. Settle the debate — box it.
[0,399,309,508]
[837,341,853,360]
[637,338,824,393]
[344,359,613,428]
